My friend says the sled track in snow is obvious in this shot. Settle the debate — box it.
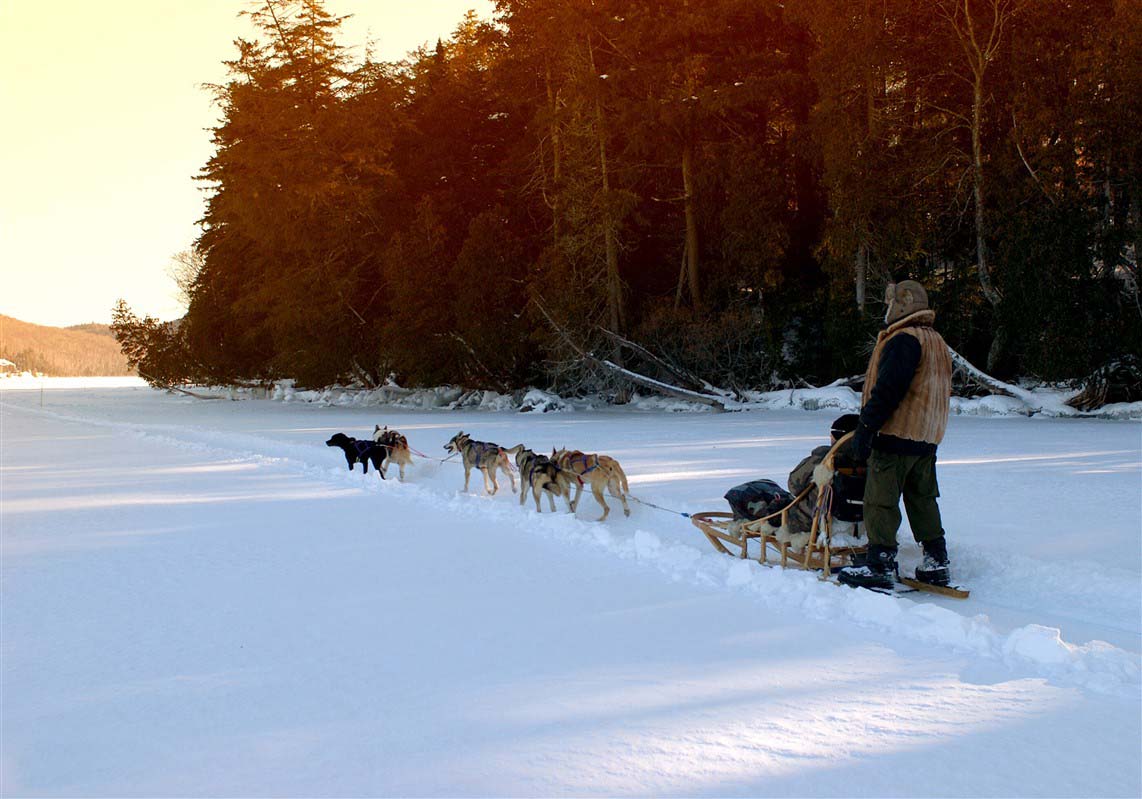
[6,401,1140,695]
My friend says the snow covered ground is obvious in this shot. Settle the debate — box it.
[2,380,1140,797]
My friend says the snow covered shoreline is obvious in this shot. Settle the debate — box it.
[190,377,1142,419]
[7,375,1139,419]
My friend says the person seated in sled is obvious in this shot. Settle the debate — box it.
[778,413,865,549]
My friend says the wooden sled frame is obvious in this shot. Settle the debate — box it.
[691,433,866,577]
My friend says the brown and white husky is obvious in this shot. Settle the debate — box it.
[372,425,414,481]
[551,447,631,521]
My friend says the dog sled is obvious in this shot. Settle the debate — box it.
[690,433,867,577]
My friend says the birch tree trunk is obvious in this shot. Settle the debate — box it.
[940,0,1019,373]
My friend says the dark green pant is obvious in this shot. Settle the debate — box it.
[863,450,944,548]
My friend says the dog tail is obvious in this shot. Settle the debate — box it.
[615,462,630,494]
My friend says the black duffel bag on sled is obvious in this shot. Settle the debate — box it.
[724,480,795,527]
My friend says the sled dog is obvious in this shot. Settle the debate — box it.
[326,433,388,478]
[444,431,516,495]
[507,445,577,513]
[372,425,413,481]
[551,447,631,521]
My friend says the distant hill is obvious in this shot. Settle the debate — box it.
[65,322,118,339]
[1,315,133,376]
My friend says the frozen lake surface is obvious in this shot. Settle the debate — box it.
[2,382,1139,796]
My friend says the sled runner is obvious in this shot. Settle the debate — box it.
[896,576,970,599]
[691,434,867,578]
[826,575,970,599]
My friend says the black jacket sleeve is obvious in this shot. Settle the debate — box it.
[859,332,922,433]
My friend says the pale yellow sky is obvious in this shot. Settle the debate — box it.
[0,0,493,327]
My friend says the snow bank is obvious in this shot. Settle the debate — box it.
[517,388,570,413]
[254,378,1142,420]
[740,385,862,412]
[268,381,545,412]
[743,384,1142,420]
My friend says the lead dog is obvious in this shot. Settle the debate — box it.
[551,447,631,521]
[507,445,577,513]
[372,425,413,481]
[444,431,516,495]
[326,432,388,478]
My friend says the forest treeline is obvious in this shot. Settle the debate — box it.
[1,316,132,376]
[113,0,1141,393]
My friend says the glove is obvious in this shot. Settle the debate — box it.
[852,422,873,462]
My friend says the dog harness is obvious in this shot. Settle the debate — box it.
[471,441,501,467]
[567,452,599,474]
[520,451,549,484]
[378,431,406,448]
[353,440,386,460]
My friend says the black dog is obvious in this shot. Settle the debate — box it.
[326,433,389,478]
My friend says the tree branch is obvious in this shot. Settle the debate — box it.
[531,296,729,409]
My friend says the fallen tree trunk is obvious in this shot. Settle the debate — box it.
[597,326,712,395]
[946,347,1043,414]
[596,358,731,410]
[138,372,225,400]
[532,297,731,410]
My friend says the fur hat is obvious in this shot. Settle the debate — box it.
[884,280,929,324]
[830,413,859,439]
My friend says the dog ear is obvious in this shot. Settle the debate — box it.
[374,424,380,432]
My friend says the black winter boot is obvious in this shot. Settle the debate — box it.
[915,536,950,586]
[837,545,897,590]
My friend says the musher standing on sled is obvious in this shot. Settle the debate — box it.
[837,280,954,591]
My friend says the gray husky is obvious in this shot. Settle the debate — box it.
[444,431,516,495]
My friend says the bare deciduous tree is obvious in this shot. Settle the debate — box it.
[937,0,1023,372]
[166,249,205,309]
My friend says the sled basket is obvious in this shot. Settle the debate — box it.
[690,433,867,577]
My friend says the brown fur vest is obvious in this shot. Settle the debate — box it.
[862,310,952,445]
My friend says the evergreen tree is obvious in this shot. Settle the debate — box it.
[139,0,1139,394]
